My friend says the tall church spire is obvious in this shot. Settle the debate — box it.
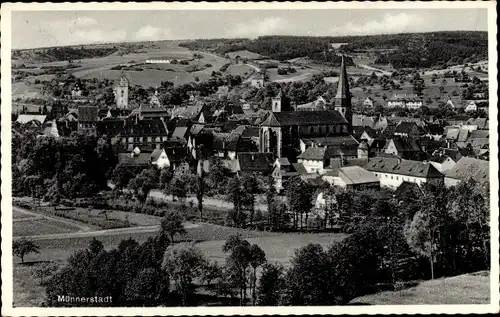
[334,55,352,132]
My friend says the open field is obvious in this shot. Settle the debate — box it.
[350,271,490,305]
[197,233,347,267]
[13,218,82,237]
[226,50,264,60]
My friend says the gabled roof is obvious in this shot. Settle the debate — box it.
[339,166,379,185]
[78,106,99,122]
[444,157,489,183]
[301,134,359,148]
[329,157,369,169]
[457,129,469,142]
[16,114,47,124]
[213,132,240,151]
[97,118,168,137]
[297,147,326,160]
[237,152,274,172]
[466,117,488,129]
[171,126,189,140]
[352,115,377,128]
[150,148,165,162]
[470,130,489,139]
[189,124,206,136]
[388,138,421,153]
[171,101,205,119]
[292,163,309,175]
[394,121,424,135]
[365,157,443,178]
[276,157,291,167]
[164,147,188,163]
[261,110,347,127]
[118,152,150,166]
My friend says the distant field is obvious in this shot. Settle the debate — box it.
[226,50,264,60]
[197,233,347,267]
[13,218,82,237]
[225,64,255,77]
[350,271,490,305]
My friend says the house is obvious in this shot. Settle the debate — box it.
[425,124,445,140]
[150,148,169,169]
[352,114,378,128]
[393,121,424,138]
[384,138,422,160]
[98,118,168,151]
[211,132,240,159]
[170,101,206,121]
[300,135,359,155]
[237,152,274,175]
[78,105,99,136]
[444,157,489,187]
[362,97,374,108]
[465,117,488,130]
[164,147,190,171]
[41,120,60,138]
[250,73,265,88]
[295,96,329,111]
[387,94,423,109]
[365,157,444,189]
[324,166,380,190]
[464,101,478,112]
[429,156,456,174]
[129,104,170,121]
[16,114,47,125]
[117,150,151,167]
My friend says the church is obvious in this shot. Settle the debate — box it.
[259,56,354,159]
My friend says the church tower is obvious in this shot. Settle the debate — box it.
[334,55,353,132]
[271,89,291,112]
[114,70,129,109]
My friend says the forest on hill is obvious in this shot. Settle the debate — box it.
[12,46,119,63]
[180,31,488,68]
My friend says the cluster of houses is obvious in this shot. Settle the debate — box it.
[15,56,490,202]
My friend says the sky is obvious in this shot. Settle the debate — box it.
[11,9,488,49]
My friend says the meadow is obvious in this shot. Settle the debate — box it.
[349,271,490,305]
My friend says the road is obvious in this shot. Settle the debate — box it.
[356,63,393,76]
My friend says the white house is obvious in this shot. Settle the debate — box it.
[365,157,444,189]
[362,97,374,108]
[387,94,423,109]
[465,101,478,112]
[429,156,456,174]
[150,148,170,169]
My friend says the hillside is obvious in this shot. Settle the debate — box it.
[180,31,487,68]
[349,271,490,305]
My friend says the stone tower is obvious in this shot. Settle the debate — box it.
[334,55,352,132]
[271,89,291,112]
[114,70,129,109]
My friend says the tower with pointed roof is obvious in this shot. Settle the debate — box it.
[334,55,352,132]
[271,89,291,112]
[114,70,129,109]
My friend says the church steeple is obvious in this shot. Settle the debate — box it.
[334,55,352,132]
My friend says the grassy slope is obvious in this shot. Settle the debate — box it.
[350,271,490,305]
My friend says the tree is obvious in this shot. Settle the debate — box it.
[169,176,188,203]
[226,177,247,228]
[202,260,223,287]
[128,168,158,204]
[222,235,252,305]
[123,267,164,306]
[162,243,207,306]
[32,261,59,285]
[160,209,187,243]
[284,243,332,305]
[13,238,40,263]
[257,263,285,305]
[249,244,267,305]
[284,176,313,230]
[242,174,261,225]
[158,168,174,190]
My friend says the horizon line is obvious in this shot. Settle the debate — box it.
[11,29,488,51]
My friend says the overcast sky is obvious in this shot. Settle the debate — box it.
[11,9,488,49]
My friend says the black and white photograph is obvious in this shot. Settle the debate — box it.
[1,2,498,315]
